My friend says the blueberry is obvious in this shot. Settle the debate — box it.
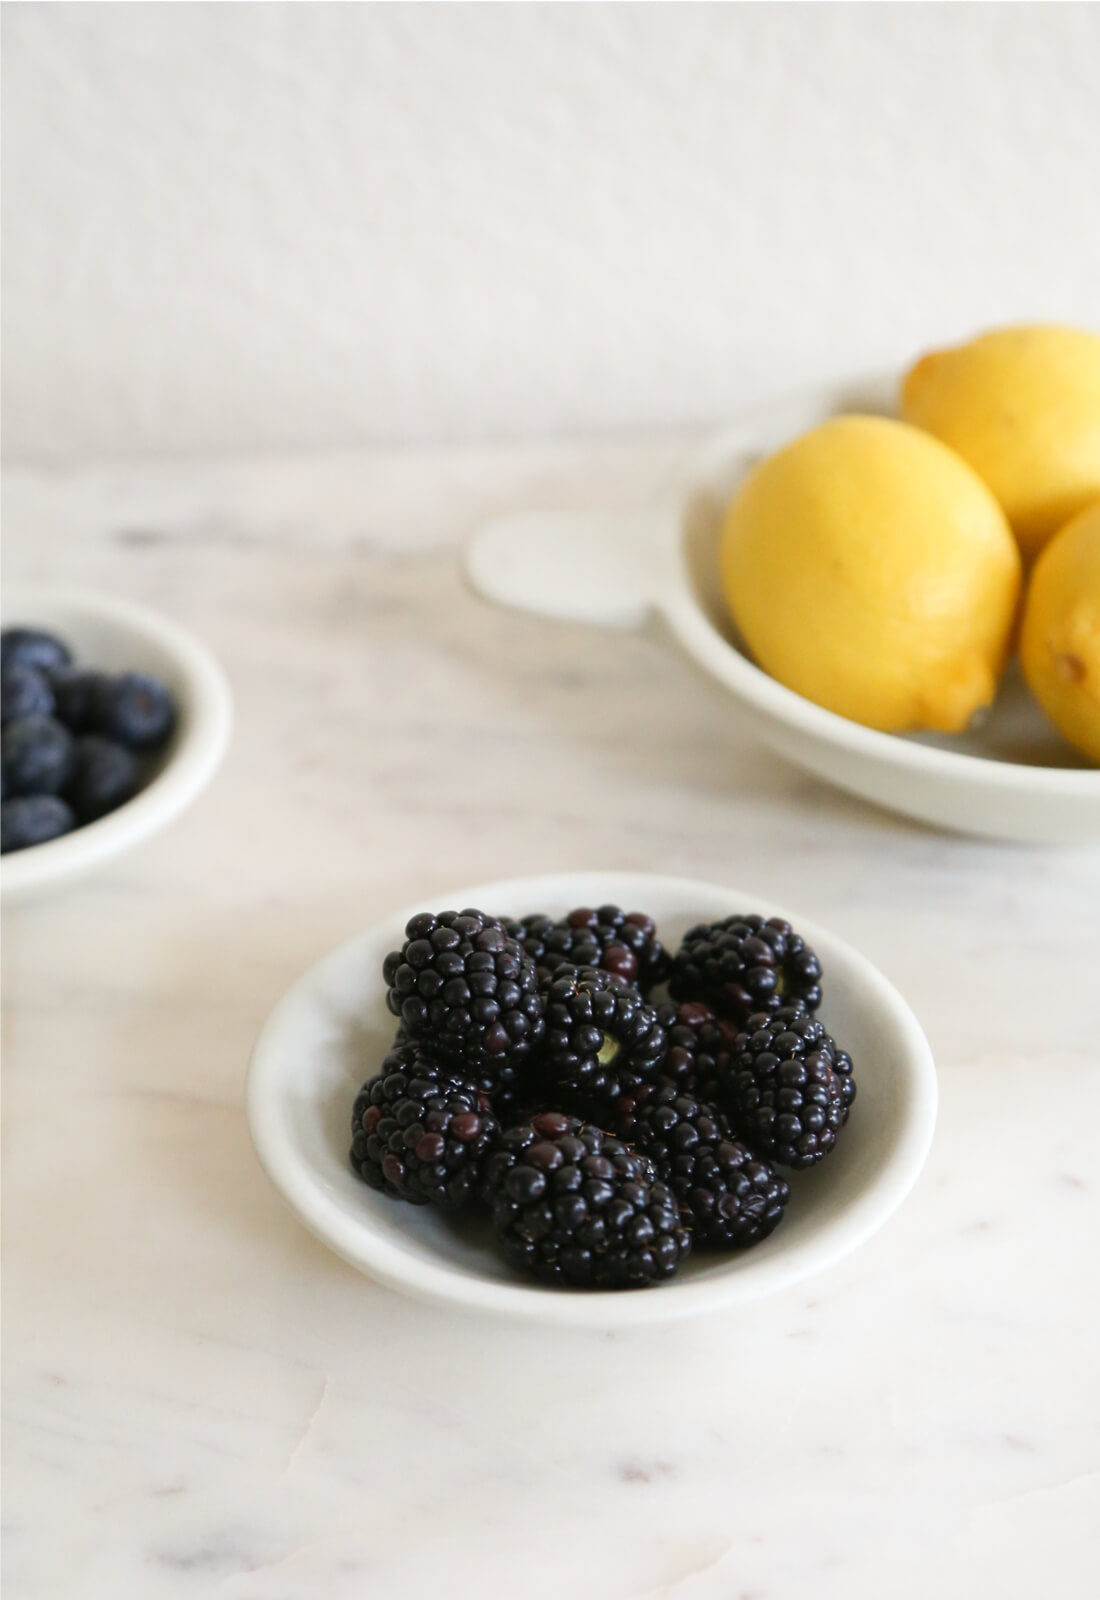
[49,667,111,733]
[1,716,77,796]
[92,673,177,750]
[1,628,73,674]
[2,667,55,726]
[65,736,141,822]
[1,794,76,853]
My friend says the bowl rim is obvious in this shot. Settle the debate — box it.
[1,583,233,900]
[657,383,1100,798]
[247,871,939,1326]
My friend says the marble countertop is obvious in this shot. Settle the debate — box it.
[4,436,1099,1600]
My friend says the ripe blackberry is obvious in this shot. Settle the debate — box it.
[543,965,667,1102]
[350,1043,498,1209]
[670,914,822,1022]
[535,905,669,992]
[383,910,545,1087]
[607,1002,734,1141]
[654,999,736,1090]
[718,1008,856,1169]
[628,1085,789,1249]
[482,1111,691,1288]
[512,912,557,965]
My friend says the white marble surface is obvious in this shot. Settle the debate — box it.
[3,438,1099,1599]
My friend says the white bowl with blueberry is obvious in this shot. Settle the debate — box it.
[1,586,232,902]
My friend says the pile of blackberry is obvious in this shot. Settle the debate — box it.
[350,903,856,1291]
[1,626,178,854]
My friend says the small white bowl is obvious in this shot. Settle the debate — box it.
[466,378,1100,844]
[2,585,232,902]
[246,872,937,1326]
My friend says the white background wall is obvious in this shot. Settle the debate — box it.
[3,2,1099,464]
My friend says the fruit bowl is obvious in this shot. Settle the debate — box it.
[465,378,1100,844]
[1,585,233,902]
[246,872,938,1326]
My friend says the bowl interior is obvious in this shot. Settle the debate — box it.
[249,873,937,1322]
[678,387,1093,772]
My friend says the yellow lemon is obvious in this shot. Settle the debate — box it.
[901,324,1100,564]
[1019,500,1100,764]
[720,414,1022,733]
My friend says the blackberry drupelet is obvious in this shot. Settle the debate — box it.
[535,905,669,991]
[669,913,823,1022]
[350,1043,499,1208]
[482,1111,691,1288]
[383,909,545,1087]
[718,1007,856,1169]
[543,965,667,1102]
[628,1085,789,1249]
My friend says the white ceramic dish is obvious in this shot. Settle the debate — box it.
[2,585,233,902]
[247,872,937,1326]
[466,378,1100,844]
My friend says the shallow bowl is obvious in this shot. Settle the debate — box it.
[466,379,1100,843]
[247,871,937,1326]
[2,584,232,901]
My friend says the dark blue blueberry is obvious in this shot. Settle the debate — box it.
[91,672,177,750]
[65,736,141,823]
[2,667,55,726]
[1,716,77,796]
[49,667,111,733]
[1,794,76,853]
[1,627,73,674]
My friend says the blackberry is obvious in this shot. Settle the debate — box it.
[606,1002,734,1141]
[653,999,736,1091]
[350,1043,498,1209]
[628,1085,789,1249]
[543,965,667,1102]
[535,905,669,991]
[482,1111,691,1288]
[383,910,545,1089]
[718,1008,856,1169]
[2,667,55,726]
[1,794,76,853]
[512,912,557,965]
[670,914,822,1023]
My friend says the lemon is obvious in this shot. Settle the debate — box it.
[720,414,1022,733]
[1019,500,1100,764]
[901,325,1100,564]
